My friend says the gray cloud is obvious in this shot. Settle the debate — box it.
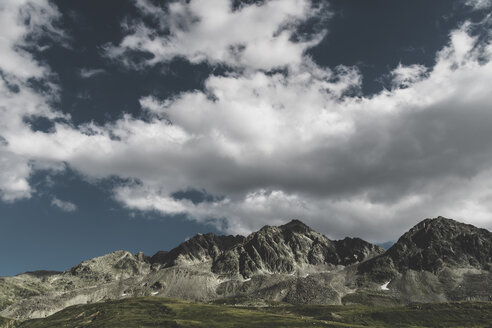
[51,197,77,212]
[79,68,106,79]
[465,0,492,9]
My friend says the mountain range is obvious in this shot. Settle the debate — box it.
[0,216,490,320]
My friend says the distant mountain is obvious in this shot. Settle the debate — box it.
[0,217,490,320]
[376,241,395,250]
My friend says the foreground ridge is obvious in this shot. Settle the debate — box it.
[5,297,492,328]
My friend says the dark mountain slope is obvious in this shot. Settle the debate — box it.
[211,219,384,278]
[358,217,492,282]
[150,233,245,267]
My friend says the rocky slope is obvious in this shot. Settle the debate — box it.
[1,217,491,319]
[150,233,245,268]
[355,217,492,304]
[0,251,152,319]
[211,220,383,278]
[358,217,492,280]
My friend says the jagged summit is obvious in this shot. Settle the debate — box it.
[401,216,491,243]
[209,219,384,278]
[67,250,150,282]
[146,219,384,278]
[150,232,245,268]
[391,216,492,269]
[358,216,492,281]
[280,219,313,233]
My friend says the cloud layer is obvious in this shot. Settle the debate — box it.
[1,0,492,241]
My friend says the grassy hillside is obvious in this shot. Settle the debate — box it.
[265,301,492,327]
[13,298,330,328]
[8,297,492,328]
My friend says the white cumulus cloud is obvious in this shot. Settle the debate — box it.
[0,0,66,202]
[105,0,329,70]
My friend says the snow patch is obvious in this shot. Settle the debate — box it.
[380,281,390,291]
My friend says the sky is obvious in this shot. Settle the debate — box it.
[1,0,492,276]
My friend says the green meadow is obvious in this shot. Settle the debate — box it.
[3,297,491,328]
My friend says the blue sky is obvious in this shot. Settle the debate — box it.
[1,0,492,276]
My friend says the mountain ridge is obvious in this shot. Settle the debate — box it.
[358,216,492,281]
[1,216,491,320]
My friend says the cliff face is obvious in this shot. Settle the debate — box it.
[388,217,492,271]
[150,233,245,267]
[211,220,384,278]
[358,217,492,281]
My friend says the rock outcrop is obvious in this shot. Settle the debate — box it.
[211,219,383,278]
[358,217,492,281]
[151,233,245,268]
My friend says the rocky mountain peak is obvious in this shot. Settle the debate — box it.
[358,216,492,281]
[211,219,384,278]
[405,216,468,237]
[391,216,492,269]
[66,250,150,282]
[280,219,313,233]
[150,233,245,267]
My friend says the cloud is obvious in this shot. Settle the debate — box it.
[465,0,492,9]
[0,151,32,202]
[390,64,428,88]
[103,21,492,240]
[51,197,77,212]
[0,0,66,202]
[0,0,65,79]
[79,68,106,78]
[2,1,492,241]
[105,0,329,70]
